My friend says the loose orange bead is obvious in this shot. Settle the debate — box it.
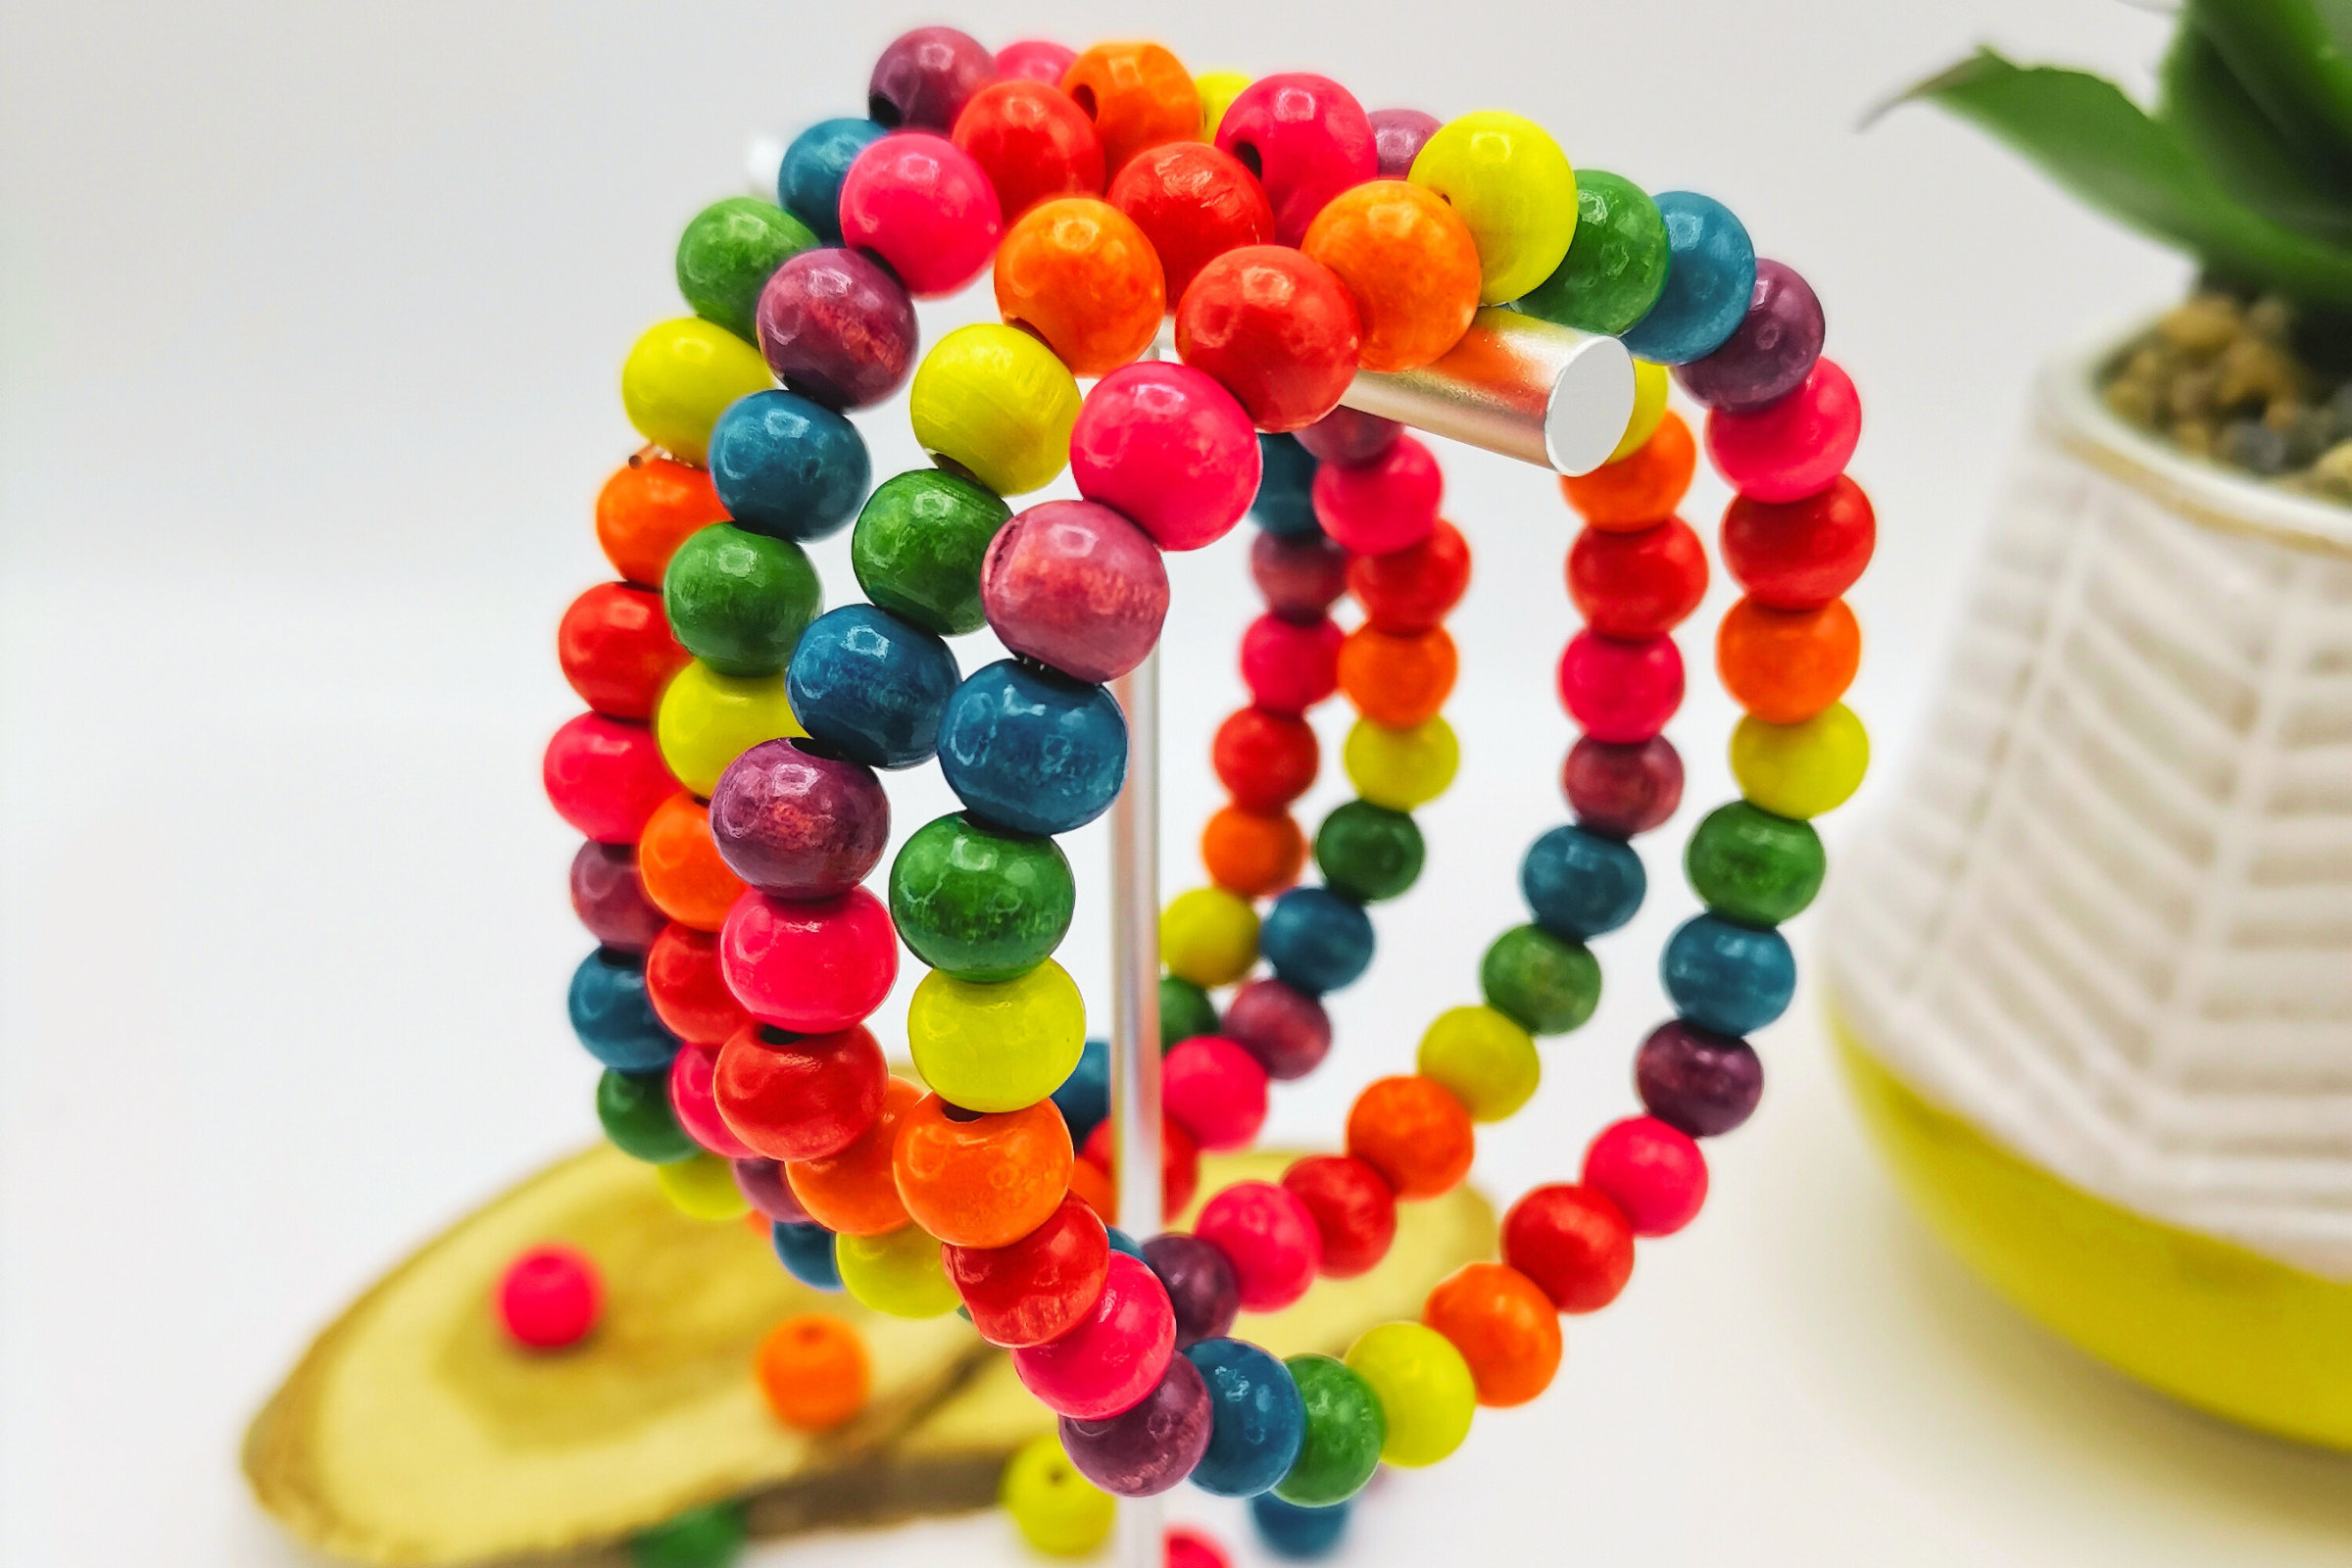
[1559,411,1696,532]
[1066,1154,1117,1224]
[1299,181,1480,373]
[635,792,747,933]
[787,1076,922,1237]
[596,454,728,588]
[994,197,1165,375]
[1337,625,1457,729]
[1059,42,1199,177]
[1422,1261,1562,1407]
[1347,1075,1474,1199]
[892,1093,1074,1249]
[756,1312,870,1431]
[1201,805,1306,898]
[1716,596,1860,724]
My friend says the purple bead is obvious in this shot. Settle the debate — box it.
[1562,735,1684,838]
[708,739,891,898]
[868,25,997,131]
[733,1156,812,1223]
[1142,1233,1242,1349]
[980,500,1170,684]
[569,841,665,954]
[1219,978,1331,1082]
[756,248,918,412]
[1673,260,1825,414]
[1369,108,1442,179]
[1058,1353,1214,1496]
[1636,1019,1764,1137]
[1295,405,1401,468]
[1250,531,1349,621]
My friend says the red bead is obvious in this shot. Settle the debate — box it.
[1194,1180,1322,1310]
[838,132,1003,299]
[952,78,1104,221]
[1583,1115,1709,1237]
[1250,531,1350,621]
[1211,707,1319,811]
[1501,1183,1634,1313]
[1174,246,1362,434]
[1296,406,1401,467]
[559,582,687,721]
[1166,1527,1231,1568]
[668,1039,759,1159]
[1011,1251,1176,1419]
[756,248,918,412]
[944,1194,1109,1348]
[995,38,1076,86]
[1213,74,1377,247]
[1081,1115,1201,1217]
[570,841,666,954]
[644,921,752,1043]
[1281,1153,1396,1278]
[1069,362,1261,552]
[1219,978,1332,1080]
[545,712,675,845]
[497,1245,602,1349]
[1239,613,1343,716]
[1704,358,1862,505]
[1162,1037,1270,1152]
[1566,518,1710,640]
[1107,142,1276,309]
[718,885,899,1034]
[712,1019,887,1161]
[1348,518,1469,634]
[982,499,1170,683]
[1310,432,1440,556]
[1721,475,1876,611]
[1556,631,1684,744]
[1561,735,1685,837]
[867,25,996,131]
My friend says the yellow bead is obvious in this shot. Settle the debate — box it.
[908,323,1081,496]
[1195,71,1250,139]
[1001,1433,1115,1555]
[835,1224,959,1317]
[1609,359,1672,463]
[620,317,773,466]
[1159,886,1258,988]
[1407,113,1577,305]
[1731,701,1870,819]
[655,659,804,798]
[1343,715,1460,810]
[656,1152,751,1221]
[908,958,1087,1113]
[1344,1321,1476,1467]
[1416,1004,1540,1121]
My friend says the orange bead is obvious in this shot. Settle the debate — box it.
[755,1312,870,1431]
[1299,181,1480,374]
[1559,411,1696,532]
[1422,1262,1562,1407]
[1346,1075,1474,1199]
[1716,596,1860,724]
[1066,1154,1117,1224]
[1337,625,1457,728]
[994,197,1165,375]
[891,1094,1074,1249]
[788,1076,922,1236]
[596,453,728,587]
[635,792,747,933]
[1201,806,1306,898]
[1059,41,1199,177]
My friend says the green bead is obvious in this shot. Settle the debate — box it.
[1512,171,1668,336]
[676,197,814,344]
[1312,801,1424,904]
[598,1069,697,1164]
[1479,923,1600,1036]
[632,1501,748,1568]
[1159,975,1219,1052]
[1275,1354,1386,1506]
[852,468,1012,637]
[663,522,822,676]
[890,813,1075,982]
[1686,801,1825,926]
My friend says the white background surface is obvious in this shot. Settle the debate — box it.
[5,1,2350,1563]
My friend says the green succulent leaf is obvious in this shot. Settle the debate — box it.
[2183,0,2352,174]
[2162,22,2352,244]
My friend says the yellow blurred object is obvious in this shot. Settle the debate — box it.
[1343,715,1458,810]
[620,318,772,466]
[908,323,1081,496]
[1158,886,1259,987]
[656,660,804,798]
[1730,702,1868,819]
[1416,1004,1539,1122]
[998,1433,1114,1555]
[1194,71,1250,140]
[836,1227,960,1319]
[658,1153,751,1221]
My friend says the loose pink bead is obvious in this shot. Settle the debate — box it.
[1557,630,1684,744]
[498,1245,602,1349]
[1069,363,1261,552]
[1214,74,1378,247]
[718,885,899,1035]
[545,712,675,846]
[981,500,1170,684]
[995,38,1076,85]
[1012,1251,1177,1419]
[1193,1180,1323,1311]
[1240,612,1343,716]
[668,1040,760,1160]
[1162,1036,1270,1152]
[1582,1115,1708,1237]
[838,132,1004,298]
[1310,432,1440,555]
[1704,358,1861,505]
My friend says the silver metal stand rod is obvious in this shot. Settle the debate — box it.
[1339,307,1637,475]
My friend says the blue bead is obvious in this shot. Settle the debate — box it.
[1052,1038,1111,1151]
[778,118,888,245]
[787,604,960,769]
[1619,192,1755,365]
[709,389,871,543]
[1258,887,1375,996]
[1251,433,1321,537]
[1520,824,1645,939]
[937,660,1128,835]
[1251,1492,1350,1559]
[1186,1338,1306,1497]
[1661,913,1795,1035]
[568,949,678,1072]
[1105,1226,1147,1261]
[772,1221,843,1291]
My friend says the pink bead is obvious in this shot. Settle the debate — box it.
[995,38,1076,86]
[1250,530,1349,620]
[1704,358,1861,505]
[1166,1527,1231,1568]
[1193,1180,1322,1311]
[1557,630,1684,744]
[732,1156,813,1224]
[718,885,899,1034]
[838,133,1004,298]
[545,712,675,845]
[1219,977,1332,1080]
[1582,1115,1708,1237]
[1309,432,1440,555]
[1240,612,1343,716]
[1162,1036,1270,1152]
[867,25,997,131]
[1070,363,1261,552]
[497,1245,602,1349]
[981,500,1169,684]
[1214,74,1378,247]
[756,248,918,412]
[1012,1251,1177,1419]
[668,1041,760,1160]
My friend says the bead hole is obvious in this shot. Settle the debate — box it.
[867,95,902,128]
[942,1102,986,1122]
[1233,141,1262,179]
[1069,84,1097,119]
[757,1024,804,1047]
